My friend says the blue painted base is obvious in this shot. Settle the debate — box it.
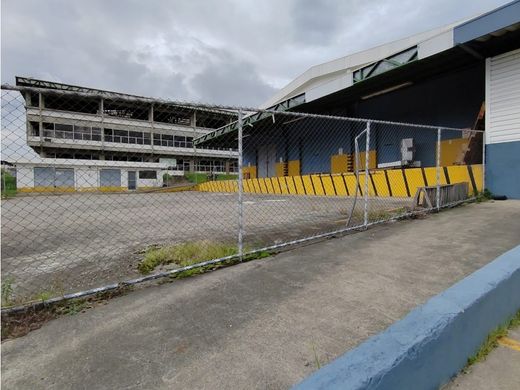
[293,245,520,390]
[486,141,520,199]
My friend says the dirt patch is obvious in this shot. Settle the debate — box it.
[1,289,130,341]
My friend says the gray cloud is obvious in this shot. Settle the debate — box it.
[1,0,512,108]
[291,0,346,45]
[189,48,276,106]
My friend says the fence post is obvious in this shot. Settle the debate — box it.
[193,141,197,185]
[1,169,5,197]
[482,131,486,194]
[364,121,371,228]
[436,127,441,210]
[237,109,244,260]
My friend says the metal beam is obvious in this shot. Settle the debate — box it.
[193,93,305,146]
[353,46,418,83]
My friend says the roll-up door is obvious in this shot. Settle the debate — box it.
[34,167,74,188]
[100,169,121,187]
[34,167,55,187]
[487,48,520,145]
[54,168,75,187]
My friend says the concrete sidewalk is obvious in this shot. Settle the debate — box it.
[444,327,520,390]
[2,201,520,390]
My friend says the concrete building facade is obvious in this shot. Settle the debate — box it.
[16,77,238,174]
[14,159,175,193]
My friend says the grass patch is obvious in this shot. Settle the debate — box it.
[185,173,209,184]
[2,276,15,306]
[216,174,238,181]
[184,173,238,184]
[1,169,17,198]
[171,250,271,279]
[466,309,520,368]
[138,240,240,275]
[138,240,272,276]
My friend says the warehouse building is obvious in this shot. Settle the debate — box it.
[195,1,520,198]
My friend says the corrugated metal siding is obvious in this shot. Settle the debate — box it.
[487,48,520,144]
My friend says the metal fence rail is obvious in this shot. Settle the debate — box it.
[1,85,485,309]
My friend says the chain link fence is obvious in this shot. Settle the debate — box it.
[1,84,484,309]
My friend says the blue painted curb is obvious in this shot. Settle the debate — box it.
[293,245,520,390]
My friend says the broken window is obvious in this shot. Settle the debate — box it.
[54,123,74,139]
[103,100,150,120]
[29,121,41,136]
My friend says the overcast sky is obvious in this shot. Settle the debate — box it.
[1,0,512,107]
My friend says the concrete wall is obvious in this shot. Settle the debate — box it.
[76,168,98,188]
[293,245,520,390]
[16,166,34,188]
[137,177,162,188]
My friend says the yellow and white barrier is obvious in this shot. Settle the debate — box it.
[196,164,483,198]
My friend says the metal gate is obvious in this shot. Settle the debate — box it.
[257,144,276,177]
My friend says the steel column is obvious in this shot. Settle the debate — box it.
[436,128,441,210]
[237,110,244,259]
[364,121,371,227]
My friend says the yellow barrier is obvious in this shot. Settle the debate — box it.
[404,168,426,198]
[332,175,348,196]
[371,171,391,197]
[386,169,408,197]
[321,175,336,196]
[471,165,483,194]
[195,164,483,198]
[294,176,305,195]
[311,175,325,195]
[343,174,358,196]
[423,166,448,187]
[302,175,314,195]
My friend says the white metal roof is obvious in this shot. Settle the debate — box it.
[260,21,466,109]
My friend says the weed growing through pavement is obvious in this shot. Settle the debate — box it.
[475,189,493,203]
[465,309,520,369]
[1,277,14,306]
[311,343,321,369]
[138,240,240,274]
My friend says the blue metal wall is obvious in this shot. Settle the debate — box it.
[351,63,484,167]
[486,141,520,199]
[244,63,484,175]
